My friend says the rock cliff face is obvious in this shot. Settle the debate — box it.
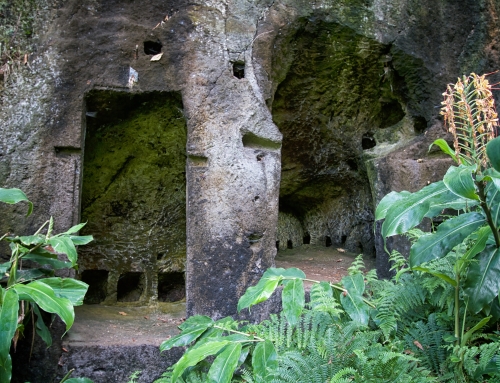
[2,0,500,317]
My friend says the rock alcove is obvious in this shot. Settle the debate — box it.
[272,18,427,257]
[79,90,187,305]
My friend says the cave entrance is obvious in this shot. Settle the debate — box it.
[272,19,412,258]
[79,90,187,305]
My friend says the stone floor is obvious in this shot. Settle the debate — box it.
[56,246,376,382]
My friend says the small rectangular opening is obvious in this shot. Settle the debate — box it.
[81,270,109,304]
[158,272,185,302]
[117,272,144,302]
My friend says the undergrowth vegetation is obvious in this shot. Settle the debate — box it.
[156,74,500,383]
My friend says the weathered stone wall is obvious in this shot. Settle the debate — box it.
[2,0,500,319]
[2,0,500,382]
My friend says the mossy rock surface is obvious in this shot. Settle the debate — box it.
[80,91,187,274]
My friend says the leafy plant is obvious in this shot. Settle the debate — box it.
[156,73,500,383]
[375,73,500,380]
[0,187,92,383]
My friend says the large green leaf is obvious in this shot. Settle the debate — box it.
[382,181,450,238]
[41,278,88,306]
[160,317,214,352]
[430,138,457,162]
[69,235,93,246]
[237,268,305,312]
[443,165,479,200]
[22,253,72,270]
[486,181,500,228]
[13,280,74,331]
[424,191,478,218]
[486,136,500,172]
[207,342,242,383]
[375,191,411,221]
[32,303,52,347]
[252,340,278,383]
[60,222,87,235]
[339,274,369,325]
[179,315,213,331]
[170,341,229,383]
[64,378,94,383]
[47,237,78,266]
[282,278,304,326]
[0,288,19,383]
[464,246,500,314]
[409,212,486,267]
[0,188,33,216]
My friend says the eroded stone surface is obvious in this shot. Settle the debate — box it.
[2,0,500,380]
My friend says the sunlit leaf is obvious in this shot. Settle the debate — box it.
[443,165,479,200]
[252,340,278,383]
[339,274,369,325]
[0,188,33,216]
[282,278,304,326]
[12,280,74,331]
[430,138,457,162]
[171,341,229,382]
[375,191,412,221]
[207,342,242,383]
[409,212,485,267]
[382,181,450,238]
[47,237,78,266]
[42,278,89,306]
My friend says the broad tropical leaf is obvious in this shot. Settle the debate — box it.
[382,181,450,238]
[69,235,94,246]
[33,304,52,347]
[237,268,305,312]
[207,342,242,383]
[252,340,278,383]
[61,222,87,235]
[0,188,33,216]
[464,246,500,314]
[0,288,18,383]
[430,138,457,162]
[12,280,74,330]
[47,237,78,266]
[160,319,214,352]
[486,136,500,172]
[22,253,72,270]
[339,274,369,325]
[409,212,485,267]
[375,191,411,221]
[443,165,479,200]
[282,278,304,326]
[171,341,229,382]
[42,278,89,306]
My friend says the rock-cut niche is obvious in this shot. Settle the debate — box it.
[79,90,187,305]
[273,19,414,256]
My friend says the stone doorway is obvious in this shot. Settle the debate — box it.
[78,90,187,305]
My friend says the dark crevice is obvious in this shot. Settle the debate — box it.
[81,270,109,304]
[144,40,162,55]
[325,236,332,247]
[158,272,185,302]
[117,272,144,302]
[232,61,245,79]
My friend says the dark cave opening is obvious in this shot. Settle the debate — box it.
[81,270,109,304]
[117,272,144,302]
[158,272,186,302]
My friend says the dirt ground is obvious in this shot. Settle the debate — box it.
[66,245,376,347]
[275,244,376,286]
